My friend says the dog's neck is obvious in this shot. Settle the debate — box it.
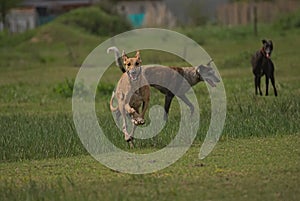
[260,48,268,58]
[183,67,202,86]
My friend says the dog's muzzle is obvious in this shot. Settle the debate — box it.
[196,65,220,87]
[127,66,141,81]
[264,48,271,59]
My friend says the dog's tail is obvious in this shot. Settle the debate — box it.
[110,91,119,112]
[107,46,126,73]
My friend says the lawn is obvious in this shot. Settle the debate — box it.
[0,8,299,200]
[0,135,299,201]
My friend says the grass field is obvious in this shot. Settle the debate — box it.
[0,135,299,201]
[0,8,299,200]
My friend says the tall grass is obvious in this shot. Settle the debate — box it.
[0,113,85,162]
[1,90,299,162]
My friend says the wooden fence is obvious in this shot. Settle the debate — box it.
[216,0,299,26]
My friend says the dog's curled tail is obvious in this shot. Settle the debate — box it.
[107,46,126,73]
[110,91,119,112]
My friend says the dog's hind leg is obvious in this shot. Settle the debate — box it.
[122,118,131,141]
[270,75,278,96]
[115,109,121,123]
[269,61,278,97]
[164,93,175,121]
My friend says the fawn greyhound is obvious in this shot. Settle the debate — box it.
[107,46,220,120]
[110,50,150,146]
[251,39,278,96]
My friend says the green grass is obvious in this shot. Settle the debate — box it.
[0,9,299,200]
[0,135,299,201]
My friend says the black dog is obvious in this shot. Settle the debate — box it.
[251,39,278,96]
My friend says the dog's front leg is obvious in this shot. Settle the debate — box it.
[270,75,278,96]
[258,77,263,96]
[254,76,258,95]
[141,90,150,119]
[255,75,262,96]
[124,103,144,125]
[141,100,149,119]
[119,102,131,142]
[178,94,194,116]
[125,103,136,115]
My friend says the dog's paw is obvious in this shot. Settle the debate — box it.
[132,117,145,125]
[129,108,136,114]
[125,134,133,142]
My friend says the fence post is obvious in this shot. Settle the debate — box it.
[253,4,257,36]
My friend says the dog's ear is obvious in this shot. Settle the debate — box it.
[269,40,273,48]
[135,51,140,58]
[135,51,142,63]
[262,39,267,45]
[122,50,128,61]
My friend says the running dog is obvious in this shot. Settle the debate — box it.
[110,50,150,146]
[251,39,278,96]
[107,47,220,120]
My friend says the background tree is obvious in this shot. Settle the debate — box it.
[186,1,208,26]
[0,0,21,29]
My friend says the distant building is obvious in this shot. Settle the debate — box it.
[163,0,229,25]
[6,7,38,33]
[1,0,101,33]
[116,0,176,28]
[216,0,300,26]
[21,0,98,25]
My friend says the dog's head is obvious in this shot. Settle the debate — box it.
[122,50,142,81]
[261,39,273,59]
[196,61,220,87]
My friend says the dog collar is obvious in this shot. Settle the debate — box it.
[260,48,270,59]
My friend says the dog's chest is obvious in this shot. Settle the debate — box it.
[261,58,269,67]
[128,90,143,107]
[130,88,143,101]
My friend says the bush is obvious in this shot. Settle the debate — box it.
[97,83,115,98]
[0,29,36,47]
[53,78,90,98]
[273,10,300,30]
[56,6,131,36]
[53,78,74,98]
[222,50,252,69]
[53,78,115,99]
